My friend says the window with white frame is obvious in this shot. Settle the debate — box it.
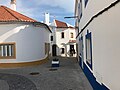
[70,33,74,38]
[86,31,92,69]
[0,43,16,59]
[51,36,53,41]
[61,32,64,38]
[61,48,65,54]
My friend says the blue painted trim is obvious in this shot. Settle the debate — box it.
[79,56,82,67]
[90,33,93,69]
[84,0,88,7]
[79,62,109,90]
[79,36,83,68]
[85,31,93,70]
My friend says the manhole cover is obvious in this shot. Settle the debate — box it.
[29,72,40,75]
[49,68,58,71]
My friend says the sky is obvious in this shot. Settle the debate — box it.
[0,0,75,26]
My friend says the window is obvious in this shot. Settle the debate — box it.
[86,30,92,69]
[79,36,84,68]
[61,32,64,38]
[61,48,65,54]
[84,0,88,7]
[51,36,53,41]
[70,33,74,38]
[78,0,82,20]
[0,43,16,59]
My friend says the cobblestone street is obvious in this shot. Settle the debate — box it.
[0,57,92,90]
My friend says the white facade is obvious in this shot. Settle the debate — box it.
[50,20,77,57]
[0,23,50,63]
[55,28,76,57]
[75,0,120,90]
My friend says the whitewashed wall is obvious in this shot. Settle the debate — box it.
[80,0,117,30]
[0,23,50,63]
[78,0,120,89]
[56,28,76,57]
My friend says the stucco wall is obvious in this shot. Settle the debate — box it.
[91,3,120,90]
[78,1,120,90]
[56,28,76,57]
[0,23,50,63]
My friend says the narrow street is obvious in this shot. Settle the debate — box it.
[0,57,92,90]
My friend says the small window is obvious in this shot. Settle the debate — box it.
[0,43,16,59]
[70,33,74,38]
[51,36,53,41]
[61,32,64,38]
[61,48,65,54]
[86,31,92,69]
[84,0,88,7]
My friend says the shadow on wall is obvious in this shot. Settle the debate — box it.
[3,25,46,61]
[0,25,29,42]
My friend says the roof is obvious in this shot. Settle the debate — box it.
[54,20,74,29]
[0,6,52,33]
[0,5,37,22]
[54,20,68,28]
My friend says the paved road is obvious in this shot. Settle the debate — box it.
[0,73,37,90]
[0,57,93,90]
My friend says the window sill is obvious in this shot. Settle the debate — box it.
[0,56,16,59]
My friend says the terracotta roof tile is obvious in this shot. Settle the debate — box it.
[0,6,37,22]
[55,20,68,28]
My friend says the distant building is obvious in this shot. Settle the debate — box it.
[75,0,120,90]
[50,19,77,57]
[0,1,51,68]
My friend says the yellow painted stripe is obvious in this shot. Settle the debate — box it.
[0,56,49,68]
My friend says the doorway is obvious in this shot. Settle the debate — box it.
[52,44,57,56]
[70,45,74,50]
[70,45,74,56]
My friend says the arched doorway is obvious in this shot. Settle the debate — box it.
[52,44,57,56]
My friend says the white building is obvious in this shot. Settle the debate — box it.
[75,0,120,90]
[50,20,77,57]
[0,1,51,68]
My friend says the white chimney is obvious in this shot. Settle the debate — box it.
[10,0,16,11]
[44,13,50,25]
